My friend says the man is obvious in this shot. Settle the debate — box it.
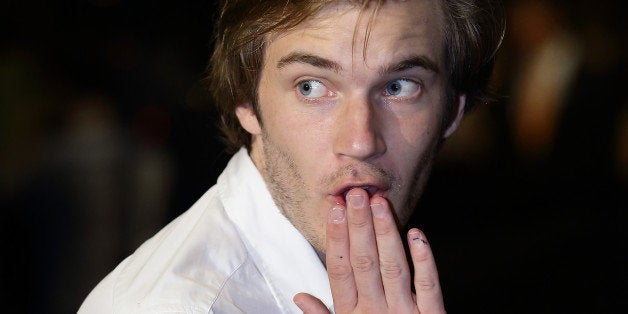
[80,0,504,312]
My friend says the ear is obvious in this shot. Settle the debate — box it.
[235,102,262,135]
[443,94,466,138]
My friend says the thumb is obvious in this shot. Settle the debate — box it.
[293,292,331,314]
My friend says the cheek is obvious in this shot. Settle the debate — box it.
[396,114,441,150]
[386,113,443,176]
[387,89,446,148]
[266,111,326,150]
[261,103,331,175]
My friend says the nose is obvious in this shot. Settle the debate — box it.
[333,96,386,161]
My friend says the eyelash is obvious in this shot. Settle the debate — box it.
[294,78,423,102]
[382,78,422,99]
[296,79,330,98]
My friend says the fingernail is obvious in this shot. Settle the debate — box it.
[329,206,345,224]
[370,202,385,218]
[347,194,365,208]
[408,229,428,245]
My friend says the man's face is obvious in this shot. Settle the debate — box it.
[237,0,464,256]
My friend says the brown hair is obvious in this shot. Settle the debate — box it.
[206,0,505,153]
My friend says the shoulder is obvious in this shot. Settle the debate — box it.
[79,185,253,313]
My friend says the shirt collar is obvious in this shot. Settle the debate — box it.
[219,147,334,312]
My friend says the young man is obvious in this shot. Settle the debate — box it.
[80,0,504,312]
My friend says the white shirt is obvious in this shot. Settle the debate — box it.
[79,148,334,313]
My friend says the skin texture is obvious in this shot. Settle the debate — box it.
[294,187,445,313]
[236,0,464,312]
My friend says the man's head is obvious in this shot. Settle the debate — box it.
[208,0,504,153]
[207,0,504,256]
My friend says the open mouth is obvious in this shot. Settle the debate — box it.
[341,185,379,199]
[330,180,389,206]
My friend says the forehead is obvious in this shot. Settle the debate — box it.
[265,0,445,69]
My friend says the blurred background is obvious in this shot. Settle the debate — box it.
[1,0,626,313]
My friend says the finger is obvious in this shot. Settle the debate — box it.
[407,228,446,314]
[346,188,385,305]
[326,203,357,311]
[293,293,331,314]
[371,195,414,310]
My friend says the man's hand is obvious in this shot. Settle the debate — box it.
[293,187,445,313]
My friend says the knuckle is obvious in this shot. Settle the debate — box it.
[326,229,346,242]
[349,217,370,229]
[379,259,403,280]
[374,222,394,236]
[351,255,377,273]
[414,277,438,292]
[327,263,353,281]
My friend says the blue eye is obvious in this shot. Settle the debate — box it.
[297,80,327,98]
[384,79,419,97]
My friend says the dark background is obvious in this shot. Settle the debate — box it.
[1,0,626,313]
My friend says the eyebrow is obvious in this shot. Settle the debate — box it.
[277,52,342,73]
[380,55,440,75]
[276,51,439,75]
